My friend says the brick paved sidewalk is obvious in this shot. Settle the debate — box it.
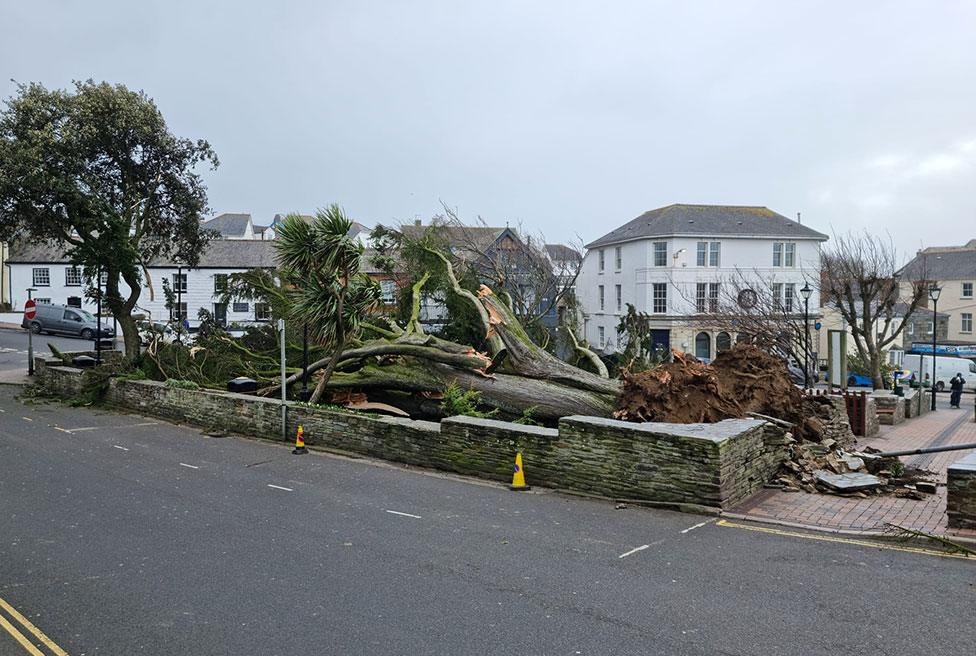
[730,394,976,541]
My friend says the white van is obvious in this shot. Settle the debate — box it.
[902,354,976,392]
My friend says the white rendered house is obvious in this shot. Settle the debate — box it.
[576,204,827,360]
[6,240,279,329]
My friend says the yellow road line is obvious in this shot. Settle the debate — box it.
[0,614,45,656]
[0,596,69,655]
[715,519,974,561]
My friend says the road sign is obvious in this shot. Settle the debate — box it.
[24,299,36,321]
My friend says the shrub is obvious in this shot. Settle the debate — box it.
[441,382,498,419]
[165,378,200,390]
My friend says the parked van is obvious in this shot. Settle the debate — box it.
[902,353,976,392]
[22,304,115,340]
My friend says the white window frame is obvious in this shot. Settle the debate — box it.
[255,303,271,322]
[379,280,397,304]
[598,326,606,349]
[598,285,605,312]
[696,283,707,313]
[170,302,188,321]
[173,272,188,294]
[963,282,973,299]
[785,283,796,312]
[708,282,720,313]
[614,246,622,271]
[785,242,796,267]
[653,242,667,267]
[34,297,51,305]
[773,242,783,267]
[615,284,622,312]
[963,313,973,334]
[652,283,667,314]
[65,266,83,287]
[214,273,228,293]
[32,268,50,287]
[232,301,249,313]
[598,249,605,272]
[696,242,707,267]
[771,283,783,309]
[709,242,720,267]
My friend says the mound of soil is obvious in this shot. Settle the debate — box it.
[614,344,826,441]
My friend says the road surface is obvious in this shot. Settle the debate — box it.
[0,387,974,655]
[0,329,103,373]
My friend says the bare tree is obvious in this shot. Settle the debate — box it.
[671,269,817,382]
[821,231,927,388]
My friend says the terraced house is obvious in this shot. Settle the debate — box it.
[576,204,827,360]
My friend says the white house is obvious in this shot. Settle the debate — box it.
[6,240,280,329]
[576,204,827,360]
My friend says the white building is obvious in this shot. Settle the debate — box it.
[6,240,279,329]
[577,204,827,360]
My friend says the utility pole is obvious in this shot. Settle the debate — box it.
[279,318,287,440]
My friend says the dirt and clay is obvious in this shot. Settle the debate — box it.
[613,343,832,443]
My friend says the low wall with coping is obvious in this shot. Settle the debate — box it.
[34,364,791,512]
[873,392,906,425]
[947,453,976,530]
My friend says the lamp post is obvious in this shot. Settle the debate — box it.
[929,285,941,411]
[26,288,35,376]
[95,265,102,366]
[176,265,184,345]
[800,283,812,389]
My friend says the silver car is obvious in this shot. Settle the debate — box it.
[22,304,115,340]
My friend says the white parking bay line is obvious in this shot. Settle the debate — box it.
[385,510,422,519]
[618,544,650,559]
[112,445,129,451]
[680,520,714,534]
[267,484,293,492]
[179,463,199,469]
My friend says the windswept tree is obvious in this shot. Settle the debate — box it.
[821,231,927,387]
[274,206,381,403]
[0,80,218,357]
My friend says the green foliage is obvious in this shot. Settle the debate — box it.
[848,352,893,385]
[0,80,218,357]
[513,406,540,426]
[441,382,498,419]
[615,304,670,373]
[165,378,200,390]
[47,343,73,365]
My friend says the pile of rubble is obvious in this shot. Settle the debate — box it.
[773,441,938,498]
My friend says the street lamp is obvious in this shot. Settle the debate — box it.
[176,264,184,346]
[800,283,812,389]
[929,285,941,411]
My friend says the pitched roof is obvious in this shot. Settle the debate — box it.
[398,223,509,253]
[585,204,829,248]
[900,247,976,281]
[201,213,252,238]
[7,239,280,269]
[544,243,581,262]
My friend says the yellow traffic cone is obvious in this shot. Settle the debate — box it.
[509,451,530,491]
[292,424,308,455]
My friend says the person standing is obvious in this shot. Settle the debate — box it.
[949,372,965,408]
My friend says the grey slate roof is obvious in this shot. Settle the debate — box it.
[585,204,829,248]
[201,213,252,238]
[7,239,280,269]
[544,244,581,262]
[899,247,976,281]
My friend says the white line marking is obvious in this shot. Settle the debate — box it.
[267,484,293,492]
[618,544,650,559]
[21,416,33,422]
[112,445,129,451]
[681,520,713,534]
[179,463,199,469]
[52,426,71,433]
[385,510,422,519]
[65,426,98,433]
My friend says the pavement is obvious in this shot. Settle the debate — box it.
[0,327,102,377]
[731,393,976,541]
[1,387,975,655]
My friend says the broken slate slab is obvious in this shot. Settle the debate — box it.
[814,470,883,491]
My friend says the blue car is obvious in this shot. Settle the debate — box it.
[847,373,873,387]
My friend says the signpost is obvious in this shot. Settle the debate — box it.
[25,292,36,375]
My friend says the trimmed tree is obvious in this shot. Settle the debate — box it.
[0,80,218,357]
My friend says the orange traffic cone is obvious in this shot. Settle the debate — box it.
[509,451,530,491]
[292,424,308,455]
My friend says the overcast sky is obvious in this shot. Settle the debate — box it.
[3,1,974,258]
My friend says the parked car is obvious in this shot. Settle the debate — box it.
[847,373,873,387]
[22,304,114,340]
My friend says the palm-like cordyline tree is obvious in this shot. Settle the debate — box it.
[275,205,380,404]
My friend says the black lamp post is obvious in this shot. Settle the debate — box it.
[95,265,102,366]
[929,285,941,411]
[800,283,812,389]
[176,264,183,345]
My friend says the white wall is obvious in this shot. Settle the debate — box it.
[7,263,271,328]
[577,236,822,353]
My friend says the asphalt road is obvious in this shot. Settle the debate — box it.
[0,329,102,372]
[1,388,974,655]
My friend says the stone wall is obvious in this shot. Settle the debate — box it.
[947,453,976,530]
[34,366,790,512]
[863,396,880,437]
[873,392,906,425]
